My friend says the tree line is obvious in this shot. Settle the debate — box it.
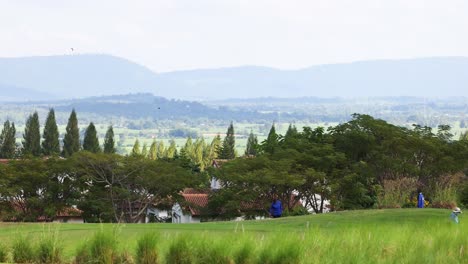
[1,112,467,222]
[0,109,117,158]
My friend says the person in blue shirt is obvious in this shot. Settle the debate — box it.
[450,207,462,224]
[270,195,283,218]
[417,192,425,208]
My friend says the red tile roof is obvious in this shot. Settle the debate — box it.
[181,193,209,216]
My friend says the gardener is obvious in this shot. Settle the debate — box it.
[450,207,462,224]
[417,192,425,208]
[270,195,283,218]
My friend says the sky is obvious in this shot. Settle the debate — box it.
[1,0,468,72]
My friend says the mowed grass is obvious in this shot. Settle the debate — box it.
[0,209,466,263]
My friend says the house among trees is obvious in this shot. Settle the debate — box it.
[172,189,209,223]
[52,206,84,223]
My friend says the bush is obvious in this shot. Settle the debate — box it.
[194,238,233,264]
[89,229,119,264]
[377,178,417,208]
[136,233,159,264]
[12,235,35,263]
[74,242,91,264]
[166,235,195,264]
[0,243,8,263]
[233,239,256,264]
[431,175,460,209]
[459,182,468,207]
[36,231,62,264]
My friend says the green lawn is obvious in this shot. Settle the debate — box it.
[0,208,466,263]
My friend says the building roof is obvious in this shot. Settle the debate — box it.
[181,193,209,216]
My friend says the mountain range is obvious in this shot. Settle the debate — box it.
[1,54,467,101]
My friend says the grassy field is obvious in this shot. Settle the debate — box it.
[0,208,466,263]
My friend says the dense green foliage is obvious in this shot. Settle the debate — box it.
[0,112,467,222]
[245,130,258,156]
[22,111,41,156]
[42,108,60,156]
[219,122,236,159]
[62,110,80,157]
[83,122,101,153]
[0,120,16,158]
[103,125,116,154]
[210,114,468,215]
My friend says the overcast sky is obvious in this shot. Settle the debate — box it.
[1,0,468,72]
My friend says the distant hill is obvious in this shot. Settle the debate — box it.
[52,93,291,122]
[0,82,54,101]
[0,54,158,100]
[1,55,468,100]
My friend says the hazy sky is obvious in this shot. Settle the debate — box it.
[1,0,468,72]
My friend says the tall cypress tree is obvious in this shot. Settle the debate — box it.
[62,109,80,157]
[141,143,148,158]
[103,125,116,154]
[83,122,101,153]
[42,108,60,156]
[157,141,166,159]
[210,134,222,159]
[0,120,17,158]
[262,124,279,154]
[219,122,236,159]
[166,139,177,159]
[244,130,258,156]
[22,111,41,156]
[131,139,141,156]
[265,124,279,154]
[148,140,157,160]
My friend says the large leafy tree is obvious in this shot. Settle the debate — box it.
[103,125,116,154]
[0,120,17,159]
[42,108,60,156]
[73,152,197,223]
[83,122,101,153]
[22,111,41,156]
[62,109,80,157]
[219,123,236,159]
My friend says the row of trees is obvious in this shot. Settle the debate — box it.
[0,109,117,159]
[127,122,240,171]
[208,114,468,217]
[0,153,198,222]
[1,113,467,222]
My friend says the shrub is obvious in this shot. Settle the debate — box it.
[431,175,460,209]
[74,242,91,264]
[194,238,234,264]
[458,182,468,207]
[0,243,8,263]
[166,235,195,264]
[36,231,62,263]
[377,178,417,208]
[12,235,35,263]
[135,233,159,264]
[233,239,256,264]
[89,229,119,264]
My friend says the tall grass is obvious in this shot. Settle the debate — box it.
[1,209,465,263]
[88,229,119,264]
[0,243,8,263]
[37,228,63,264]
[165,234,195,264]
[135,232,160,264]
[11,235,35,263]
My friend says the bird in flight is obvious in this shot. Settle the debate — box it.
[70,48,74,52]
